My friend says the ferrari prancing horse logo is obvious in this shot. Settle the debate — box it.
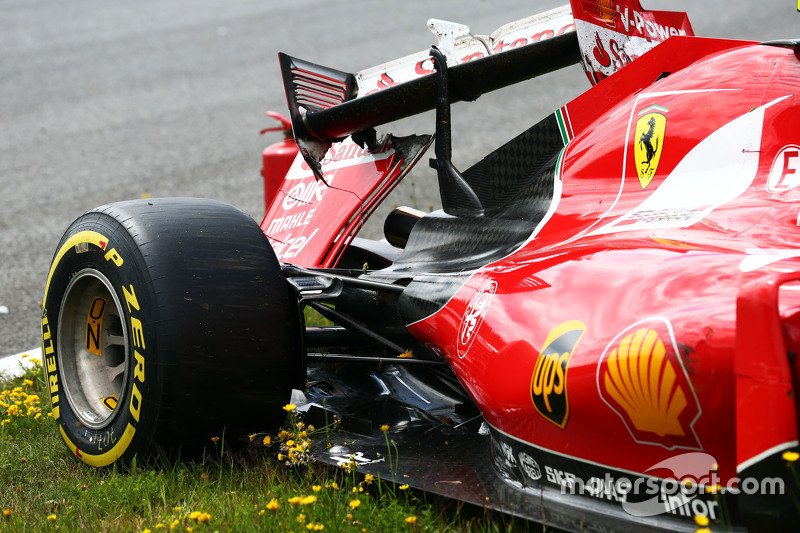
[634,110,667,189]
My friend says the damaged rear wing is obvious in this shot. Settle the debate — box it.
[279,1,693,179]
[280,5,579,179]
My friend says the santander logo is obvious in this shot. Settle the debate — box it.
[457,280,497,359]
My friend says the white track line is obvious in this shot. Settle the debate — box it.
[0,347,42,378]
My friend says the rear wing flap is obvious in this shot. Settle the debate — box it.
[279,5,580,180]
[279,1,694,180]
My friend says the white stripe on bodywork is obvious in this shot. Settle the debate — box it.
[590,95,789,236]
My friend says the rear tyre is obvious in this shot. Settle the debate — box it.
[41,198,302,466]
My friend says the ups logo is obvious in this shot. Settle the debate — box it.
[530,321,586,429]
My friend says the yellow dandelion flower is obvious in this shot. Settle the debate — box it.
[288,497,302,505]
[300,495,317,505]
[297,512,306,523]
[23,379,33,387]
[283,404,297,412]
[263,436,271,446]
[331,482,339,490]
[405,516,418,524]
[169,518,181,530]
[312,485,322,492]
[364,474,374,484]
[249,434,256,442]
[347,513,353,520]
[286,440,295,447]
[210,437,219,443]
[2,509,10,517]
[782,450,800,462]
[197,513,210,523]
[258,509,266,516]
[142,529,152,533]
[47,515,57,521]
[694,515,710,527]
[155,525,164,529]
[399,484,410,490]
[695,528,711,533]
[189,511,201,521]
[349,499,360,509]
[277,453,284,461]
[266,499,279,511]
[313,525,325,531]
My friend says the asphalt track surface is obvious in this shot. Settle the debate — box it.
[1,1,798,357]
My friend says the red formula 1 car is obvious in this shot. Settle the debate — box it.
[41,1,800,531]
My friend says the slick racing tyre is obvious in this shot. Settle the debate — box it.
[41,198,302,467]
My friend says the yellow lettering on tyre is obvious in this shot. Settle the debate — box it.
[134,351,145,382]
[104,248,124,266]
[123,285,140,312]
[130,384,142,422]
[130,317,146,350]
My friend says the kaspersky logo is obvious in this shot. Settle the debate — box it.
[634,107,667,189]
[531,321,586,429]
[597,318,702,450]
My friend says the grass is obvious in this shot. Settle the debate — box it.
[0,356,539,533]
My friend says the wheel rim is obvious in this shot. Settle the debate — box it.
[57,269,129,430]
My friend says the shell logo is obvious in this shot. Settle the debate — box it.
[597,0,615,26]
[597,318,702,450]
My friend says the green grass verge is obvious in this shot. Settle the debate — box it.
[0,356,539,533]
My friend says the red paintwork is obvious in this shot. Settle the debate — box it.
[405,40,800,483]
[260,9,800,497]
[259,135,430,268]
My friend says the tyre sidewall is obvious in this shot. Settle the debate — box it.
[42,219,160,467]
